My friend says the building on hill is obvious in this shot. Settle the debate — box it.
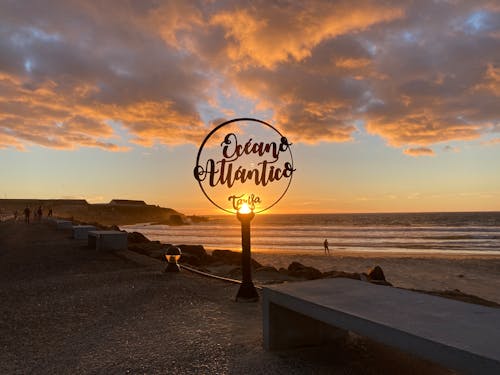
[109,199,147,206]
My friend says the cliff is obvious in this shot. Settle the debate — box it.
[0,199,186,226]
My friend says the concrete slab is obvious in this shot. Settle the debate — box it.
[88,230,127,251]
[263,278,500,374]
[72,225,97,240]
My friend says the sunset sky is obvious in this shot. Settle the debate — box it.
[1,1,499,214]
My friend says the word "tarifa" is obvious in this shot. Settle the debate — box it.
[228,194,261,211]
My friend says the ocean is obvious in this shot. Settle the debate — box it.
[121,212,500,255]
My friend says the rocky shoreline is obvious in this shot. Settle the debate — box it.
[124,230,500,308]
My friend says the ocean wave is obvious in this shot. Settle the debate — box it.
[121,212,500,254]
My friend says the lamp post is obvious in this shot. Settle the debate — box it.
[164,246,181,272]
[235,203,259,302]
[194,118,295,303]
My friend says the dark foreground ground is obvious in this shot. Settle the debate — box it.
[0,221,454,374]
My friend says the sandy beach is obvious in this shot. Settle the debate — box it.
[252,251,500,305]
[0,220,484,374]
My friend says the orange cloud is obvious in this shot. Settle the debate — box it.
[365,116,484,147]
[0,1,498,154]
[482,138,500,145]
[403,147,435,157]
[473,64,500,95]
[210,2,404,68]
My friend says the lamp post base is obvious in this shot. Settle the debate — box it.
[164,263,181,272]
[235,282,259,302]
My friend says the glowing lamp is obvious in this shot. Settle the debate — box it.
[164,246,182,272]
[238,203,252,214]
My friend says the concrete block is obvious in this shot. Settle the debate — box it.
[263,278,500,374]
[72,225,97,240]
[88,230,127,251]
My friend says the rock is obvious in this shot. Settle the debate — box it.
[210,249,262,268]
[180,252,202,266]
[178,245,207,258]
[287,261,322,280]
[177,245,209,266]
[287,261,304,272]
[110,225,121,231]
[254,266,297,284]
[127,231,150,244]
[367,266,386,281]
[278,267,289,275]
[366,266,392,286]
[256,266,279,273]
[169,214,184,225]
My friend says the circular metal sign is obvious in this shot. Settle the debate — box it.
[194,118,295,214]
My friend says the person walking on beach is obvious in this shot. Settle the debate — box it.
[323,238,330,255]
[48,208,53,217]
[23,206,31,224]
[36,206,42,222]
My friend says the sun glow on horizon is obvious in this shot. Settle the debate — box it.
[238,202,252,214]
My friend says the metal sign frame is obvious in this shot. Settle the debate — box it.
[194,117,294,214]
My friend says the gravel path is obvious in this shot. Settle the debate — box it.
[0,221,453,374]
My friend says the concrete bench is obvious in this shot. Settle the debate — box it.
[88,230,127,251]
[263,278,500,374]
[72,225,97,240]
[55,219,73,229]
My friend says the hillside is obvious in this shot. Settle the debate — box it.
[0,199,186,226]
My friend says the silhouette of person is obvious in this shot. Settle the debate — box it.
[37,206,42,222]
[323,238,330,255]
[23,206,31,224]
[48,208,53,217]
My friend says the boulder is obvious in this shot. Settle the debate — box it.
[210,249,262,268]
[367,265,386,281]
[177,245,209,266]
[366,265,392,286]
[178,244,207,258]
[127,231,150,244]
[255,266,279,273]
[278,267,289,275]
[287,261,322,280]
[180,252,203,266]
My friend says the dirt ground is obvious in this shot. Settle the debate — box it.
[0,220,455,374]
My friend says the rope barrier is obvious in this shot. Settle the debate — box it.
[180,263,263,290]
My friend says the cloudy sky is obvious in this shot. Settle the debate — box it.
[1,0,499,214]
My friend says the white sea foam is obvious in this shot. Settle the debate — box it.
[122,212,500,254]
